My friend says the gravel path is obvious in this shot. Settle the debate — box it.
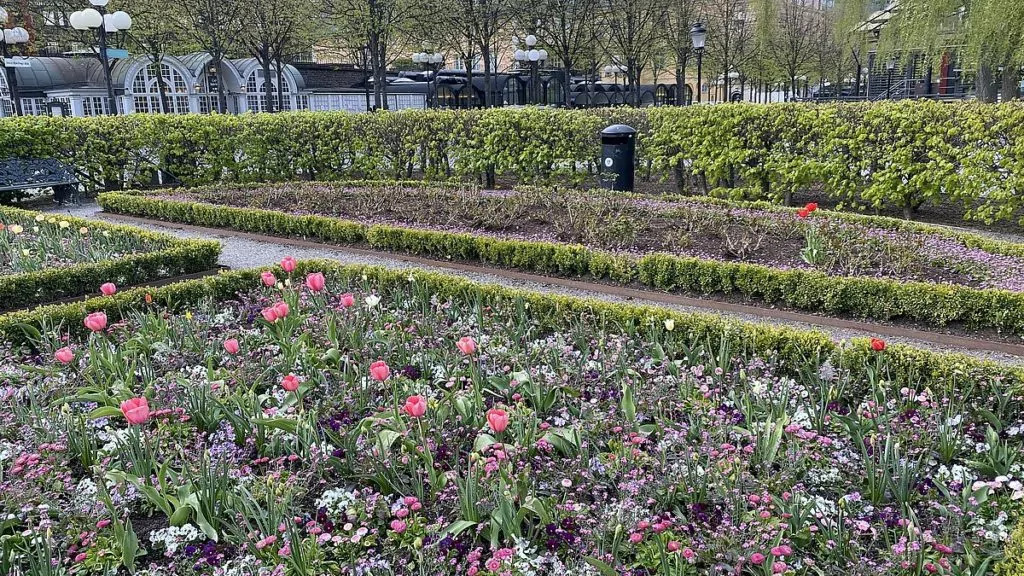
[44,201,1024,366]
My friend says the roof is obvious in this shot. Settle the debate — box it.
[11,57,93,91]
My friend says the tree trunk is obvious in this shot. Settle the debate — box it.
[482,43,493,107]
[1001,66,1020,102]
[275,57,286,111]
[976,65,997,103]
[261,54,275,113]
[675,51,688,106]
[153,56,171,114]
[214,54,228,113]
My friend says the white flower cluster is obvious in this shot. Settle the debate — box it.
[316,487,358,517]
[149,524,201,556]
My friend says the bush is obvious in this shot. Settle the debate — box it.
[99,190,1024,336]
[5,102,1024,225]
[999,523,1024,576]
[0,206,221,310]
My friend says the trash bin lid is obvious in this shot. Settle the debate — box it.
[601,124,636,136]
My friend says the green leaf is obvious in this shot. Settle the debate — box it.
[442,520,478,537]
[584,557,619,576]
[473,433,498,453]
[376,429,403,452]
[89,406,123,420]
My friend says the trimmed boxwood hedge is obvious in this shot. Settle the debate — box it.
[1,259,1021,393]
[0,206,221,311]
[97,190,1024,337]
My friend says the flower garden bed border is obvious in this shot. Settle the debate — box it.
[96,189,1024,339]
[0,206,221,311]
[2,259,1022,392]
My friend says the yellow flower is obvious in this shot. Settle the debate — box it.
[102,230,111,237]
[59,221,70,229]
[185,311,193,321]
[35,214,45,222]
[46,217,56,224]
[9,224,23,234]
[664,318,675,332]
[33,226,40,233]
[79,227,89,234]
[21,249,30,257]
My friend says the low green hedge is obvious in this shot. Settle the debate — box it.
[0,206,221,311]
[2,260,1021,393]
[98,190,1024,336]
[999,523,1024,576]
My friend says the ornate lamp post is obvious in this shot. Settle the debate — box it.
[0,7,29,116]
[69,0,132,115]
[689,22,706,104]
[886,58,896,99]
[412,48,443,108]
[513,34,547,105]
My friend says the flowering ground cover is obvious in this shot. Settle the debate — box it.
[1,260,1022,576]
[0,207,220,311]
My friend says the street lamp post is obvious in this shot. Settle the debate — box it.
[69,0,132,115]
[689,22,706,104]
[412,49,443,108]
[513,34,547,105]
[0,7,29,116]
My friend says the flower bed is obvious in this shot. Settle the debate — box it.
[1,259,1022,576]
[0,206,221,311]
[98,184,1024,337]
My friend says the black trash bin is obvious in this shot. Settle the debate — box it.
[599,124,636,192]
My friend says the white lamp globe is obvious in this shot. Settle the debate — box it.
[2,29,11,44]
[69,11,85,29]
[430,53,442,64]
[525,34,537,47]
[80,8,103,28]
[13,26,29,43]
[110,11,132,30]
[538,49,547,61]
[514,49,525,61]
[103,13,118,32]
[0,7,8,25]
[412,52,422,63]
[89,0,110,6]
[528,49,540,62]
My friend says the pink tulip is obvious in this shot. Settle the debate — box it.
[120,397,150,425]
[261,271,277,287]
[339,293,355,308]
[456,336,477,356]
[667,541,681,552]
[750,553,766,565]
[84,311,107,332]
[390,519,407,533]
[305,272,326,292]
[370,360,390,382]
[403,395,427,418]
[55,347,74,364]
[99,282,117,296]
[281,257,297,273]
[281,374,300,392]
[261,307,279,323]
[486,408,509,433]
[273,301,290,319]
[223,339,240,355]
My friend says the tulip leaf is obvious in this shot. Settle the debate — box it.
[89,406,123,420]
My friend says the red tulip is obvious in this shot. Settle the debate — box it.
[273,301,290,319]
[281,374,300,392]
[805,202,818,213]
[797,208,810,219]
[261,306,279,323]
[281,257,297,273]
[870,338,886,352]
[120,397,150,425]
[223,339,240,355]
[145,293,153,304]
[261,271,277,287]
[100,282,117,296]
[305,272,326,292]
[456,336,477,356]
[84,311,107,332]
[370,360,390,382]
[339,293,355,308]
[403,395,427,418]
[486,408,509,433]
[55,347,74,364]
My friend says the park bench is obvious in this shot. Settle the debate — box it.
[0,158,79,203]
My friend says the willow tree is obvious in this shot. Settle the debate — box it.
[838,0,1024,101]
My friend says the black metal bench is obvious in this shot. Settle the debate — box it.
[0,158,79,203]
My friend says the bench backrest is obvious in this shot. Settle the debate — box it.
[0,158,78,188]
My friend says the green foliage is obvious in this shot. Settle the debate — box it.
[98,190,1024,336]
[2,259,1022,393]
[6,102,1024,224]
[0,206,221,310]
[999,523,1024,576]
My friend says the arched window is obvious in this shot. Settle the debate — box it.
[502,77,525,106]
[656,85,674,106]
[543,77,565,106]
[196,64,222,114]
[0,72,12,117]
[131,62,190,114]
[245,68,291,112]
